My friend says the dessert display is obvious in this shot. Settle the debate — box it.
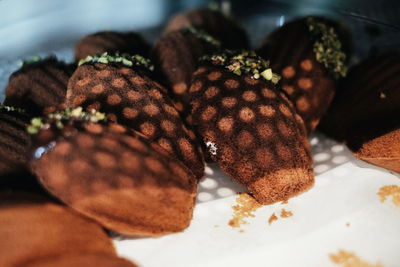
[75,31,150,61]
[320,52,400,173]
[257,16,350,134]
[28,108,197,236]
[4,57,74,115]
[1,4,399,266]
[188,50,314,204]
[66,53,205,179]
[0,192,135,267]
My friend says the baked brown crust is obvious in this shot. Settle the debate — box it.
[352,128,400,173]
[30,121,197,236]
[0,192,116,267]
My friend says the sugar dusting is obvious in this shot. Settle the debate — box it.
[228,193,261,230]
[377,185,400,207]
[329,250,383,267]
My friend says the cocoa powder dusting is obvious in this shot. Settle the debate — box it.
[228,193,261,230]
[330,250,383,267]
[377,185,400,207]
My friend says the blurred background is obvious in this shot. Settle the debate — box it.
[0,0,399,60]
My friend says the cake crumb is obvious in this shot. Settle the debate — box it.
[281,199,289,205]
[346,222,351,227]
[228,193,261,230]
[329,249,383,267]
[268,213,278,225]
[280,208,293,218]
[377,185,400,207]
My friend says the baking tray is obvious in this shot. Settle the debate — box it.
[1,0,400,266]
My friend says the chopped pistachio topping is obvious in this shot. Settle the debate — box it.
[207,2,220,11]
[185,25,221,47]
[0,105,26,114]
[21,55,41,67]
[201,50,281,84]
[207,1,231,17]
[27,107,106,134]
[307,16,347,78]
[78,52,154,71]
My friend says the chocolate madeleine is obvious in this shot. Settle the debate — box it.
[320,53,400,140]
[28,108,197,236]
[188,50,314,204]
[0,106,31,178]
[0,191,118,267]
[164,8,248,49]
[152,27,221,116]
[66,53,205,179]
[4,57,73,115]
[0,105,43,192]
[75,31,150,60]
[320,53,400,172]
[257,16,350,134]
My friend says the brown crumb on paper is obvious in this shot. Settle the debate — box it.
[281,199,288,205]
[330,250,383,267]
[228,193,261,230]
[346,222,350,227]
[280,208,293,218]
[377,185,400,207]
[268,213,278,225]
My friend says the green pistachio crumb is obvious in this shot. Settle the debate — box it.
[78,52,154,72]
[0,105,27,114]
[27,125,39,134]
[306,17,348,78]
[21,55,41,67]
[201,50,281,84]
[27,107,106,134]
[185,25,221,47]
[261,68,273,80]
